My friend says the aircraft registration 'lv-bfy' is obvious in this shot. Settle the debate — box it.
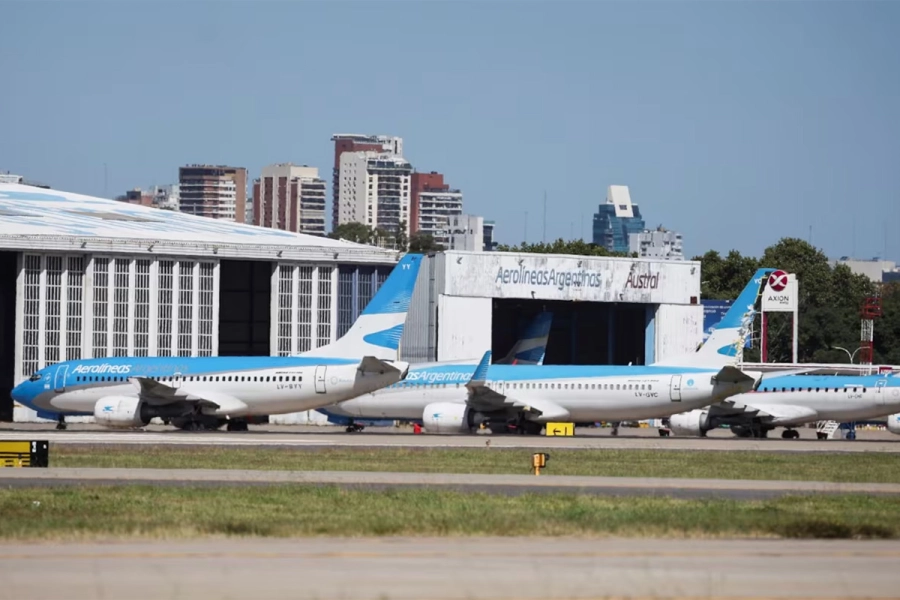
[10,254,424,431]
[328,269,774,435]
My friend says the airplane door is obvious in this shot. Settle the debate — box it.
[315,366,327,394]
[670,375,682,402]
[54,365,69,393]
[875,378,887,406]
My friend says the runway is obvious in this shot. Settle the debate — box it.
[3,467,899,499]
[1,424,899,452]
[1,537,897,599]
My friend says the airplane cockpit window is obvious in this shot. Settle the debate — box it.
[29,373,41,382]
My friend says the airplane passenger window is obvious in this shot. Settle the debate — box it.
[616,384,620,390]
[863,388,867,393]
[648,385,652,391]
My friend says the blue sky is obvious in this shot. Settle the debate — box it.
[1,1,898,260]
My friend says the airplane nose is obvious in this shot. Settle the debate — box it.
[10,382,25,404]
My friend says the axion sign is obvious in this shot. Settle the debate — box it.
[762,270,797,312]
[768,270,789,292]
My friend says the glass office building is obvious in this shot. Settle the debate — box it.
[592,185,645,254]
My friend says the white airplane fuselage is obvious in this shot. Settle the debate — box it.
[332,365,756,423]
[13,357,407,427]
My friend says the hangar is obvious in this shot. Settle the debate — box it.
[0,183,398,422]
[401,251,703,367]
[0,182,703,426]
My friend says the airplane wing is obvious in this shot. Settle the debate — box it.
[463,351,570,420]
[129,377,248,415]
[706,398,818,425]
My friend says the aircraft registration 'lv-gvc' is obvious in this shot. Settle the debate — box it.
[10,254,423,431]
[327,269,774,435]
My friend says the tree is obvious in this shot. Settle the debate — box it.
[328,222,376,245]
[496,238,631,258]
[395,220,410,252]
[408,232,444,253]
[877,282,900,365]
[690,250,760,300]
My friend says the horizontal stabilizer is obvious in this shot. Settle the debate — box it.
[714,365,761,386]
[359,356,409,377]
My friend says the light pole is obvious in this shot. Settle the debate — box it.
[832,346,864,364]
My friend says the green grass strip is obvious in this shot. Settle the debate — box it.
[2,485,898,541]
[50,446,900,484]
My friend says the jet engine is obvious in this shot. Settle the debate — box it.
[668,409,710,437]
[93,396,189,429]
[422,403,473,434]
[93,396,150,429]
[887,414,900,435]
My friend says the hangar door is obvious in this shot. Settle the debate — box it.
[492,299,648,366]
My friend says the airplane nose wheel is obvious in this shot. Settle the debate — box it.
[56,416,67,431]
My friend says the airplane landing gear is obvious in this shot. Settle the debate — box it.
[345,421,365,433]
[56,416,67,431]
[781,429,800,440]
[226,419,249,432]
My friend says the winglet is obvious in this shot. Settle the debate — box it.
[467,350,492,388]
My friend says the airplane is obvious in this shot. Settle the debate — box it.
[321,311,554,431]
[666,371,900,439]
[10,253,424,432]
[328,269,773,435]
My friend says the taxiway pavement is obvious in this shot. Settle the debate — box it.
[2,467,898,499]
[1,424,898,452]
[0,537,897,600]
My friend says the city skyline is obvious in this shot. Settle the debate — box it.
[1,2,898,260]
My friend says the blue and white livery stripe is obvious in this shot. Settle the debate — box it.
[360,254,421,316]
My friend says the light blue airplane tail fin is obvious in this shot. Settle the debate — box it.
[302,253,423,361]
[653,268,775,368]
[497,312,553,365]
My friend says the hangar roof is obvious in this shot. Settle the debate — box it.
[0,183,398,264]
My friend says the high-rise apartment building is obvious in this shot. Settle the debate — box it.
[483,220,497,251]
[331,134,403,230]
[178,165,247,223]
[446,214,485,252]
[337,151,412,240]
[252,164,326,236]
[115,185,180,211]
[410,171,463,246]
[629,227,684,260]
[592,185,645,254]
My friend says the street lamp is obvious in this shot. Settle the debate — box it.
[832,346,865,364]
